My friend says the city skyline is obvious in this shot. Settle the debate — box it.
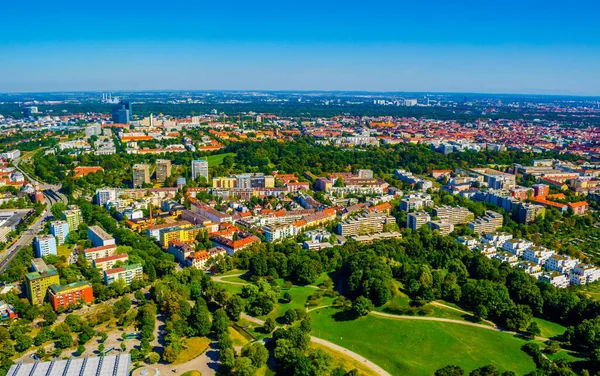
[2,0,600,94]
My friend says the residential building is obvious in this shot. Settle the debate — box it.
[30,258,50,272]
[482,232,513,248]
[191,202,232,223]
[427,220,454,235]
[467,211,503,234]
[400,194,434,212]
[34,235,57,258]
[569,264,600,285]
[475,244,497,258]
[0,300,17,320]
[406,212,431,231]
[457,236,480,250]
[433,205,474,225]
[50,220,70,245]
[159,225,206,248]
[517,203,546,224]
[336,213,396,236]
[523,246,555,265]
[545,254,578,274]
[62,206,82,231]
[264,223,298,242]
[502,238,533,257]
[357,169,374,179]
[192,160,209,181]
[155,159,172,182]
[92,253,129,271]
[83,244,117,261]
[568,201,589,215]
[132,164,151,188]
[517,261,543,275]
[532,184,550,197]
[104,263,143,286]
[493,251,519,266]
[25,267,60,305]
[48,281,94,311]
[95,188,117,206]
[539,272,570,288]
[87,225,115,247]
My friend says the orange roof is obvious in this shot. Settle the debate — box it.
[568,201,588,208]
[73,166,104,178]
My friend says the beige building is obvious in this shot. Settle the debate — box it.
[155,159,172,182]
[132,164,151,188]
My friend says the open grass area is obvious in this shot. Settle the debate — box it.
[172,337,211,365]
[310,342,379,376]
[229,326,252,347]
[579,282,600,301]
[532,317,567,339]
[57,244,74,259]
[221,275,249,284]
[310,307,536,376]
[206,152,236,167]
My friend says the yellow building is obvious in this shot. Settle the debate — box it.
[25,267,60,305]
[212,177,237,189]
[264,175,275,188]
[159,225,206,248]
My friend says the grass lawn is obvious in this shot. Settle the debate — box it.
[532,317,566,339]
[310,308,536,376]
[172,337,211,365]
[179,372,202,376]
[57,244,74,258]
[310,342,378,376]
[221,275,249,284]
[206,153,236,167]
[579,283,600,301]
[229,326,252,347]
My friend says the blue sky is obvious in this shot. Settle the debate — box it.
[1,0,599,94]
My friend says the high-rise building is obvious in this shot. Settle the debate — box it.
[25,267,60,305]
[50,220,70,245]
[95,188,117,206]
[111,101,132,124]
[61,206,82,232]
[48,281,94,311]
[34,235,57,258]
[155,159,172,182]
[132,164,151,188]
[407,212,431,231]
[191,160,209,181]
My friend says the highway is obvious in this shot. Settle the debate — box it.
[0,157,68,273]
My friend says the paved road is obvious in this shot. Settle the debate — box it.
[0,158,68,272]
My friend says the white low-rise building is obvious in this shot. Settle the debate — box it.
[502,238,533,257]
[457,236,480,250]
[539,272,570,289]
[569,264,600,285]
[482,232,513,248]
[523,246,555,265]
[545,254,578,274]
[475,244,497,258]
[517,261,542,275]
[493,251,519,266]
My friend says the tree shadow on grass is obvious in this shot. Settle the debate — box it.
[331,309,358,322]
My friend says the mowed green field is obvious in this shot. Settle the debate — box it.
[206,152,236,167]
[310,308,536,376]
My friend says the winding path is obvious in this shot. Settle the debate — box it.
[240,314,391,376]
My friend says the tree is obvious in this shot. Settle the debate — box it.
[162,346,178,363]
[283,291,292,303]
[146,352,160,364]
[76,345,86,356]
[212,308,230,335]
[225,295,245,321]
[15,334,33,352]
[42,304,58,325]
[284,308,298,324]
[526,322,541,338]
[351,296,373,317]
[241,343,269,367]
[435,365,465,376]
[469,365,500,376]
[263,317,276,333]
[309,348,333,376]
[190,298,212,336]
[231,356,256,376]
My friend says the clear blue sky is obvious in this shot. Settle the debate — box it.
[2,0,600,95]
